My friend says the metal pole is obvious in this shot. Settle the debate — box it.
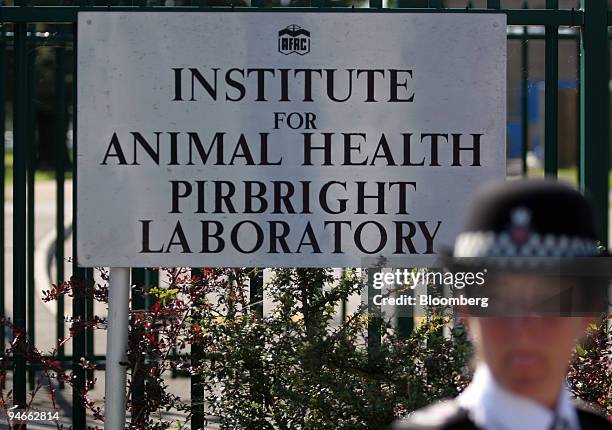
[105,267,130,430]
[130,268,145,426]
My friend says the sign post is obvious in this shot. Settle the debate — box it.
[105,268,130,429]
[76,11,506,428]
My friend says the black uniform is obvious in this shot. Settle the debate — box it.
[390,399,611,430]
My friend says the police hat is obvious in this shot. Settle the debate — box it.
[453,178,601,261]
[440,178,610,316]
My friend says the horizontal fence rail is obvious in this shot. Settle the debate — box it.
[0,6,585,25]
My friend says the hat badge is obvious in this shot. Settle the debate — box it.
[509,206,531,245]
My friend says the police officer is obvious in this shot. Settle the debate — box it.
[391,179,611,430]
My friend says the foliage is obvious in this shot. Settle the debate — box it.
[191,268,471,429]
[0,267,608,428]
[567,317,612,418]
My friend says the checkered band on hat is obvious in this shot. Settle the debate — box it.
[453,231,599,258]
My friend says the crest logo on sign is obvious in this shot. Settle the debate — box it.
[278,24,310,55]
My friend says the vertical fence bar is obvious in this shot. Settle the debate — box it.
[144,269,155,310]
[0,26,6,365]
[366,268,381,367]
[312,0,325,16]
[396,0,417,8]
[13,19,28,417]
[487,0,499,9]
[396,316,413,339]
[197,64,258,389]
[85,266,94,384]
[131,272,144,302]
[575,24,580,185]
[26,36,36,390]
[544,0,559,177]
[251,0,262,12]
[340,268,347,323]
[168,269,178,379]
[191,268,204,430]
[72,21,88,428]
[579,0,609,247]
[366,0,381,384]
[246,267,264,422]
[396,269,413,339]
[521,1,529,176]
[54,41,67,389]
[249,269,264,319]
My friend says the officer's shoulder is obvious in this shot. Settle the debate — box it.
[573,399,612,429]
[390,399,476,430]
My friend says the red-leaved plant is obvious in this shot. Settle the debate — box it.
[0,267,607,429]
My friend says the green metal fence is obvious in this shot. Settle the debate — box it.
[0,0,610,428]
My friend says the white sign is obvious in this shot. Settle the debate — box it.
[77,11,506,268]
